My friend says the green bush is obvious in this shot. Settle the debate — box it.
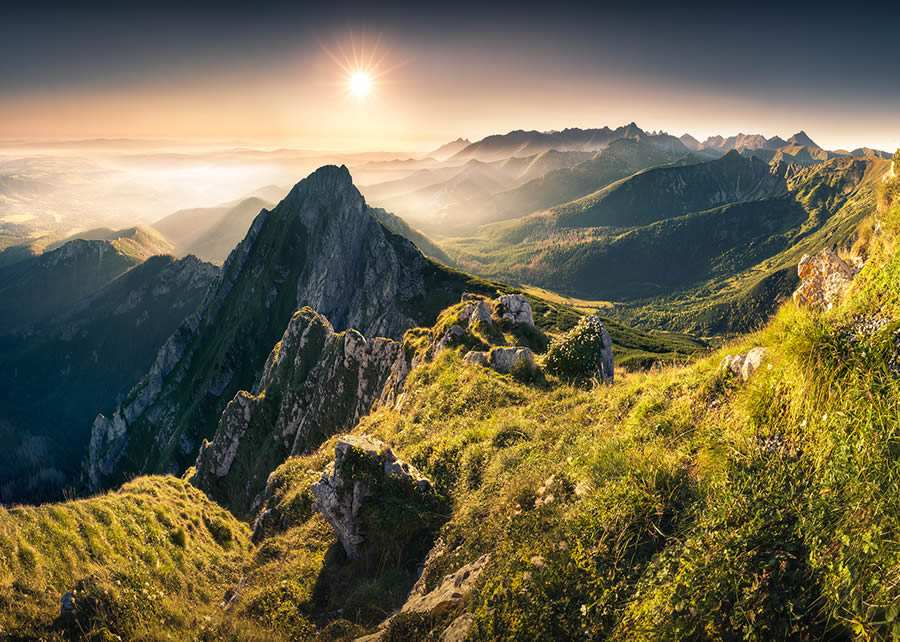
[543,315,610,382]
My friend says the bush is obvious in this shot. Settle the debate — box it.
[543,315,611,382]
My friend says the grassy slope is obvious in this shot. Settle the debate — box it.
[8,172,900,640]
[9,175,900,640]
[443,156,889,337]
[0,476,251,640]
[207,177,900,639]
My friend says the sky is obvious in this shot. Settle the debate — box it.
[1,1,898,152]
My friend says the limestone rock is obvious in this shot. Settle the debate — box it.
[401,554,491,616]
[464,351,490,367]
[720,347,768,381]
[310,435,431,560]
[792,248,856,310]
[441,614,476,642]
[60,591,75,616]
[192,308,409,517]
[437,324,466,351]
[490,347,536,374]
[494,294,535,327]
[459,299,493,329]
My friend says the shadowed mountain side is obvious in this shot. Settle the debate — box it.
[0,240,147,334]
[0,254,217,503]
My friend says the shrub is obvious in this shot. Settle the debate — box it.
[543,315,610,382]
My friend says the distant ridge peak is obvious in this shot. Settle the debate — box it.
[787,131,820,148]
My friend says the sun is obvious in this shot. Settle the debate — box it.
[324,34,405,101]
[349,71,373,98]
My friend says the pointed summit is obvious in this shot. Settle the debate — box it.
[787,131,820,149]
[84,165,481,490]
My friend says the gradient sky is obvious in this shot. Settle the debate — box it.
[1,1,898,151]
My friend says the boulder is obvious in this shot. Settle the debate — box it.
[720,347,768,381]
[310,435,431,560]
[459,299,493,329]
[490,347,536,374]
[437,324,466,351]
[463,351,490,367]
[494,294,535,327]
[60,591,76,616]
[792,248,856,310]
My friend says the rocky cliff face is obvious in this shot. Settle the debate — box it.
[192,292,544,517]
[191,308,410,517]
[84,165,472,491]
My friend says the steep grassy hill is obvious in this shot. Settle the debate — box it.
[7,171,900,639]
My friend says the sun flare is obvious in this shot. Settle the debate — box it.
[324,34,404,101]
[349,71,373,97]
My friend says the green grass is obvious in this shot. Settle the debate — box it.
[0,476,251,639]
[8,171,900,640]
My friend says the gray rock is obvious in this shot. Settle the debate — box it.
[793,248,857,310]
[490,347,536,374]
[437,324,467,351]
[459,299,493,329]
[401,554,491,616]
[192,309,409,517]
[310,435,431,560]
[464,351,490,367]
[60,591,75,616]
[441,614,476,642]
[494,294,535,327]
[720,346,768,381]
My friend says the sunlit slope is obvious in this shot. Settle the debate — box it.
[153,197,272,264]
[0,476,250,639]
[443,155,890,335]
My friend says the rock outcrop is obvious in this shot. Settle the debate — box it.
[192,309,409,517]
[310,435,432,560]
[400,554,490,616]
[356,553,491,641]
[720,347,769,381]
[792,248,856,310]
[494,294,535,327]
[84,165,477,490]
[478,347,537,374]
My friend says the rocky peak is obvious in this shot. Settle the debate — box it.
[787,131,820,149]
[83,165,478,491]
